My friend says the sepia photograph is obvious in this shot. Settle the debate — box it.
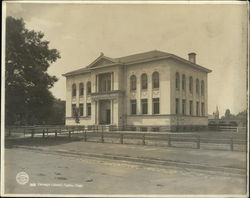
[1,1,249,197]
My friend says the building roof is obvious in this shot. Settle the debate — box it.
[62,50,212,77]
[114,50,171,63]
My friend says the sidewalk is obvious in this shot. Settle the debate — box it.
[7,138,247,175]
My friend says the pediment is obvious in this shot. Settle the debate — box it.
[89,57,116,68]
[93,58,114,67]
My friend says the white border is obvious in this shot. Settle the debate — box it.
[1,1,249,197]
[1,1,6,197]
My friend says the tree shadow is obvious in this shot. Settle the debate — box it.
[5,137,82,148]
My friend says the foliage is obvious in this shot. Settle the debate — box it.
[73,107,80,124]
[221,109,247,121]
[5,16,61,125]
[45,99,65,125]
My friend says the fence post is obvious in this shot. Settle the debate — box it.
[120,134,123,144]
[142,134,145,145]
[84,130,87,142]
[197,136,200,149]
[168,134,171,147]
[101,132,104,143]
[230,137,234,151]
[69,130,71,138]
[31,129,34,138]
[46,128,49,137]
[42,129,45,138]
[55,130,57,138]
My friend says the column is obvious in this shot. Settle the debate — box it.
[111,72,114,91]
[96,74,99,93]
[96,100,99,124]
[110,99,113,124]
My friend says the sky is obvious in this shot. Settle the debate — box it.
[5,2,248,115]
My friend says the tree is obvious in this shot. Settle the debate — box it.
[225,109,231,119]
[73,107,80,124]
[5,16,61,125]
[47,99,65,125]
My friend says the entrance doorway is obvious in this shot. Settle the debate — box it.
[106,109,111,124]
[99,100,111,125]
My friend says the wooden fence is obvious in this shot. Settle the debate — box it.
[5,125,246,151]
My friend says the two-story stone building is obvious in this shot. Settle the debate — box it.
[62,50,212,131]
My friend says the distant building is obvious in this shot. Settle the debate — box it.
[209,106,220,120]
[63,50,212,131]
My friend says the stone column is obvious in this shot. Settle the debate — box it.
[96,100,99,124]
[96,74,99,93]
[111,72,114,91]
[110,99,113,124]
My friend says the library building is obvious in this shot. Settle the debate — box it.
[63,50,212,131]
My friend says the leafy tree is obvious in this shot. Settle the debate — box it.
[73,107,80,124]
[5,16,61,125]
[47,99,65,125]
[225,109,232,119]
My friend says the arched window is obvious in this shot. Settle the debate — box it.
[87,81,91,95]
[201,80,204,96]
[152,72,159,89]
[175,72,180,90]
[189,76,193,93]
[79,83,84,96]
[72,84,76,97]
[130,75,136,91]
[196,79,200,95]
[182,74,186,91]
[141,73,148,89]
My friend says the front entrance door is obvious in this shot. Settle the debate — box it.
[106,109,111,124]
[99,100,111,125]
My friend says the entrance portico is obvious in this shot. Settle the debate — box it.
[92,90,124,126]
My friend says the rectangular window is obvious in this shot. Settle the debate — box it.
[153,98,160,114]
[99,73,111,92]
[182,99,186,115]
[72,104,76,117]
[175,98,179,114]
[201,102,205,116]
[141,99,148,115]
[79,103,84,116]
[107,79,111,91]
[131,100,137,115]
[87,103,91,116]
[196,102,199,116]
[189,101,193,116]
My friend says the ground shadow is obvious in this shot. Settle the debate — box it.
[5,137,83,148]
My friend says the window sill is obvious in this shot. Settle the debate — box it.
[152,88,159,91]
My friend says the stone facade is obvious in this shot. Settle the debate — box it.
[63,50,212,130]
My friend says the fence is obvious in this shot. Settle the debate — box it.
[5,125,246,152]
[5,124,239,134]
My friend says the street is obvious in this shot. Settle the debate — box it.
[4,143,246,195]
